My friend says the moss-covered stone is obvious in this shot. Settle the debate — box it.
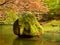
[13,12,43,38]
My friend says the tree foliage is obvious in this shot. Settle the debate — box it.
[42,0,60,21]
[4,8,18,24]
[0,0,60,24]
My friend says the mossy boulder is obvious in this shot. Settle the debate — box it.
[13,12,43,38]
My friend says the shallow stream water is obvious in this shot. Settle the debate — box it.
[0,25,60,45]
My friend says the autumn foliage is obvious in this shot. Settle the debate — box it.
[0,0,49,13]
[0,0,49,24]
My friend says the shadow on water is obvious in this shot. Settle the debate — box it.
[13,37,42,45]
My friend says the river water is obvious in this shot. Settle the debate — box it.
[0,25,60,45]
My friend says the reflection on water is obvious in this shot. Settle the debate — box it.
[0,25,60,45]
[13,37,42,45]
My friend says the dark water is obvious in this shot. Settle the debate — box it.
[0,25,60,45]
